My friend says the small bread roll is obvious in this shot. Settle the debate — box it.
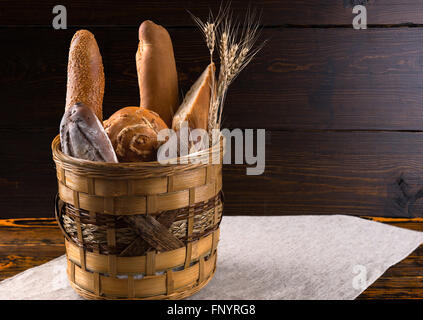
[136,20,179,127]
[104,107,168,162]
[66,30,105,122]
[172,63,215,131]
[60,103,118,163]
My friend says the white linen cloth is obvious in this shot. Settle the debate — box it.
[1,215,422,300]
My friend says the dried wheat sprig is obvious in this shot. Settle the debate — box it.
[188,7,226,62]
[190,5,265,139]
[204,22,215,60]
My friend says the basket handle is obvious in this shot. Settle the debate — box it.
[54,193,73,243]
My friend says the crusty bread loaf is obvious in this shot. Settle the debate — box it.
[104,106,168,162]
[60,103,118,163]
[66,30,105,122]
[136,20,179,127]
[172,63,215,131]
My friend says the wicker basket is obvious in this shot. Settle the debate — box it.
[52,134,223,300]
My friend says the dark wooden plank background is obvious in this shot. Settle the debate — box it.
[3,0,423,26]
[3,1,423,218]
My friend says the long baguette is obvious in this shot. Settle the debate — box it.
[65,30,105,122]
[136,20,179,127]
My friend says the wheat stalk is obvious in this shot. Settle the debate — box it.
[190,4,265,139]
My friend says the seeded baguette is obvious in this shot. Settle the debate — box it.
[66,30,105,122]
[136,20,179,127]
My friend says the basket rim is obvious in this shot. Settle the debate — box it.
[52,134,224,176]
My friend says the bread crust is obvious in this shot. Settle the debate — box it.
[136,20,179,127]
[60,103,118,163]
[66,30,105,122]
[172,63,215,131]
[104,106,168,162]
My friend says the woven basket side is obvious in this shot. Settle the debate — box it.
[57,164,222,215]
[64,228,220,274]
[52,134,224,178]
[61,194,223,256]
[52,134,224,300]
[67,250,217,299]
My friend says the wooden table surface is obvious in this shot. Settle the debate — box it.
[0,217,422,299]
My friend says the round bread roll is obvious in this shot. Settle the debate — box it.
[104,107,168,162]
[66,30,105,122]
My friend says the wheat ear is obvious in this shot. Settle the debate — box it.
[190,5,266,138]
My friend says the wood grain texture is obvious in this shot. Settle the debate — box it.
[3,3,423,220]
[4,28,423,131]
[0,219,64,281]
[5,130,423,217]
[225,131,423,217]
[2,0,423,26]
[0,217,422,299]
[358,232,423,299]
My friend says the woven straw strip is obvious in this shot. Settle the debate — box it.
[52,135,224,179]
[68,254,216,299]
[57,166,66,184]
[94,272,100,296]
[65,193,220,226]
[167,176,174,192]
[166,270,174,295]
[184,243,192,269]
[87,177,95,194]
[65,173,194,197]
[147,195,158,214]
[64,228,219,275]
[198,257,205,283]
[70,260,75,282]
[127,276,135,298]
[61,193,222,256]
[70,269,215,300]
[59,181,221,215]
[146,251,156,276]
[62,209,221,256]
[211,226,220,254]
